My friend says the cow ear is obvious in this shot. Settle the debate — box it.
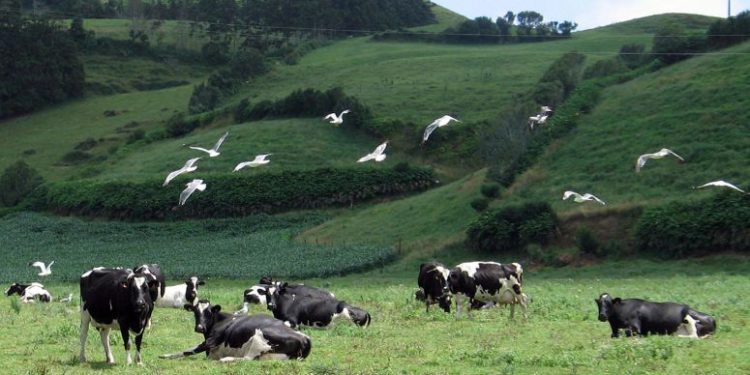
[613,298,622,304]
[212,305,222,313]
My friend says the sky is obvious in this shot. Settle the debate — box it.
[430,0,750,30]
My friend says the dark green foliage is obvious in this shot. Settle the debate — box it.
[59,151,92,165]
[539,52,586,100]
[126,129,146,144]
[234,99,251,122]
[707,10,750,50]
[32,166,437,220]
[0,161,44,207]
[0,18,84,119]
[131,80,189,91]
[74,138,98,151]
[201,41,230,65]
[470,197,490,212]
[188,83,222,114]
[583,58,627,80]
[575,227,600,255]
[652,22,706,65]
[165,112,200,137]
[480,183,501,199]
[466,201,557,253]
[636,193,750,258]
[619,44,649,69]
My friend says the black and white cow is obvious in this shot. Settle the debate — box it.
[133,264,166,302]
[447,261,528,319]
[134,264,204,308]
[415,262,452,313]
[266,282,371,328]
[238,277,335,314]
[79,267,158,365]
[160,300,311,361]
[5,282,52,303]
[595,293,717,338]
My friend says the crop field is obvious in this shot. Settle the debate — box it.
[1,253,748,374]
[0,212,394,282]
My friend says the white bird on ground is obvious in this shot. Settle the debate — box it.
[29,261,54,276]
[189,132,228,157]
[323,110,351,126]
[635,148,684,172]
[233,154,271,172]
[179,179,206,205]
[422,115,460,144]
[695,180,746,193]
[234,302,249,315]
[163,157,201,186]
[59,293,74,303]
[528,114,548,129]
[357,141,388,163]
[563,191,606,205]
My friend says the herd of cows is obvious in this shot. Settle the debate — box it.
[4,260,717,365]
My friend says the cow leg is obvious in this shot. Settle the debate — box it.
[454,294,462,319]
[160,342,208,359]
[518,294,529,319]
[630,321,643,337]
[100,328,115,364]
[609,321,620,338]
[121,328,132,365]
[79,310,91,362]
[134,333,144,365]
[509,303,516,319]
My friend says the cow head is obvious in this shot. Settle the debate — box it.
[267,282,290,312]
[244,284,272,305]
[122,273,158,313]
[184,300,221,335]
[134,264,162,302]
[5,283,26,296]
[595,293,618,322]
[184,276,205,306]
[259,276,274,285]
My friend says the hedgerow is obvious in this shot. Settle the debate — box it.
[466,201,557,253]
[636,192,750,258]
[30,166,436,220]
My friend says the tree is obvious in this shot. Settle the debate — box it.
[619,43,648,68]
[0,160,44,207]
[557,21,577,37]
[504,11,515,25]
[652,22,705,65]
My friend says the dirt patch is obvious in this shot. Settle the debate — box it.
[553,205,643,252]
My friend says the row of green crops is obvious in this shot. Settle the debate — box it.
[0,212,396,283]
[29,165,436,220]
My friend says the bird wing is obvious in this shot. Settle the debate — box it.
[340,109,351,116]
[562,191,575,200]
[584,194,606,205]
[635,154,650,172]
[48,261,54,269]
[373,142,388,156]
[179,184,198,205]
[323,113,336,120]
[189,146,211,154]
[233,162,249,172]
[664,149,685,162]
[699,181,745,193]
[163,169,184,186]
[185,157,201,168]
[375,154,387,162]
[31,261,45,270]
[422,122,439,143]
[357,153,372,163]
[212,132,229,151]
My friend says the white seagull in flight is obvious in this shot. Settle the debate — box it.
[358,141,388,163]
[635,148,684,172]
[59,293,74,303]
[422,115,460,144]
[29,261,54,276]
[179,179,206,205]
[233,154,272,172]
[563,191,606,205]
[323,110,350,126]
[163,157,201,186]
[695,180,746,193]
[528,114,548,129]
[189,132,228,157]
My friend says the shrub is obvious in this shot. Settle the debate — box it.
[480,183,501,199]
[59,150,92,165]
[201,40,230,65]
[470,197,490,212]
[126,129,145,144]
[583,58,627,80]
[32,165,437,220]
[575,227,600,255]
[188,83,222,114]
[164,112,200,138]
[619,44,648,69]
[74,138,98,151]
[466,201,557,253]
[635,192,750,258]
[234,98,251,123]
[0,161,44,207]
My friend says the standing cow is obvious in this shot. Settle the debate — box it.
[160,300,311,361]
[415,262,452,313]
[447,261,528,319]
[595,293,717,338]
[79,267,158,365]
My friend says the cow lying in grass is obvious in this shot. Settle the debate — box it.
[5,282,52,303]
[595,293,716,338]
[160,300,311,361]
[266,282,371,329]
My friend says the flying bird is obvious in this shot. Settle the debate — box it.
[179,179,206,205]
[540,105,553,114]
[357,141,388,163]
[163,157,201,186]
[189,132,228,157]
[59,293,74,303]
[233,154,271,172]
[323,110,351,126]
[422,115,460,144]
[695,180,746,193]
[563,191,606,205]
[635,148,684,172]
[528,114,548,129]
[29,261,54,276]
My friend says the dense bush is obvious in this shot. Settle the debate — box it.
[636,192,750,258]
[707,10,750,50]
[619,44,649,69]
[470,197,490,212]
[466,201,557,253]
[32,166,436,220]
[583,58,627,80]
[480,183,501,199]
[652,22,706,65]
[0,161,44,207]
[575,227,600,255]
[164,112,201,138]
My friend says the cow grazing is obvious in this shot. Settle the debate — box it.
[595,293,716,338]
[5,282,52,303]
[447,261,528,319]
[79,267,158,365]
[267,282,371,328]
[160,300,311,361]
[416,262,452,313]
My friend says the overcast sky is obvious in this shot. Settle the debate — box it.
[431,0,750,30]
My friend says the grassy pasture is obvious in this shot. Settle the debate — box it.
[1,255,748,374]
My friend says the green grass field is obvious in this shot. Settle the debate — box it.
[2,254,748,374]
